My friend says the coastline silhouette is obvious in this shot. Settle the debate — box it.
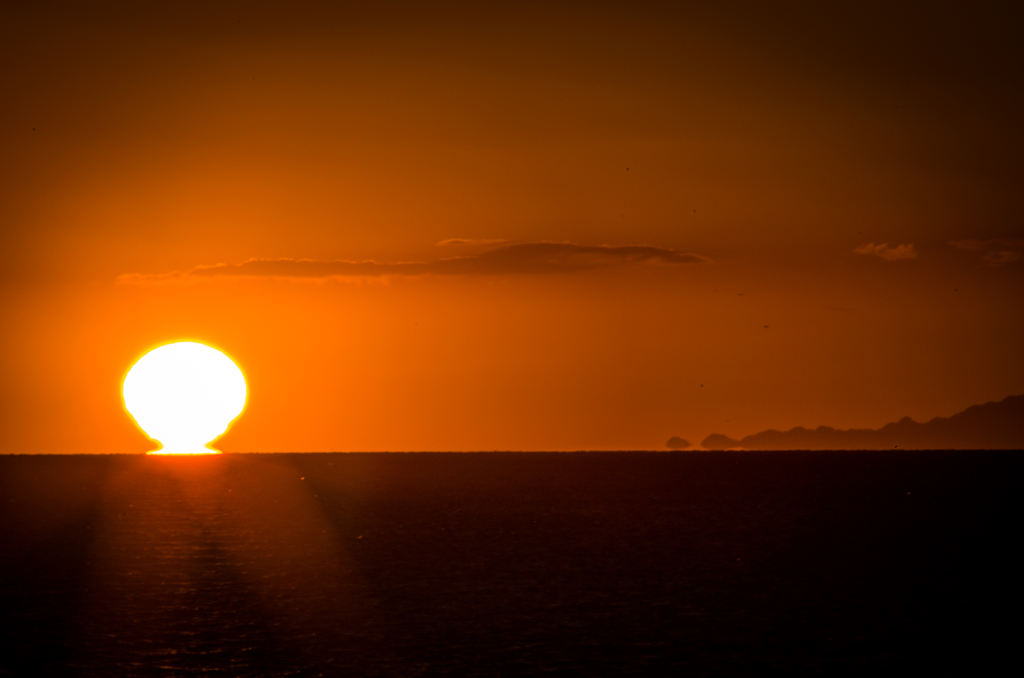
[701,393,1024,450]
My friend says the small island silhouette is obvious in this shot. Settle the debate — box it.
[701,393,1024,450]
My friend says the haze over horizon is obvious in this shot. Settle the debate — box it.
[2,1,1022,453]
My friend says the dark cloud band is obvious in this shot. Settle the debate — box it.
[120,241,711,283]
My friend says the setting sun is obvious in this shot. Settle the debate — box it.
[122,342,247,455]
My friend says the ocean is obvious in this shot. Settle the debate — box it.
[1,451,1019,676]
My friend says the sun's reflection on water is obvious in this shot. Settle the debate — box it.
[75,454,371,675]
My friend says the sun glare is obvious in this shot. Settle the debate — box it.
[123,342,247,455]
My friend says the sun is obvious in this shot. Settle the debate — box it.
[123,342,247,455]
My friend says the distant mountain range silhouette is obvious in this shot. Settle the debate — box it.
[701,394,1024,450]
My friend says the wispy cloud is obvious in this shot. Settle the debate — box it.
[983,251,1022,266]
[853,242,917,261]
[119,241,712,284]
[950,239,1023,267]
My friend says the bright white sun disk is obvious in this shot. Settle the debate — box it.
[123,342,247,455]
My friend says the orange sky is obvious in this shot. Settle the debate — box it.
[2,1,1022,452]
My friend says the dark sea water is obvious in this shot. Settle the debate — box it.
[0,451,1020,677]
